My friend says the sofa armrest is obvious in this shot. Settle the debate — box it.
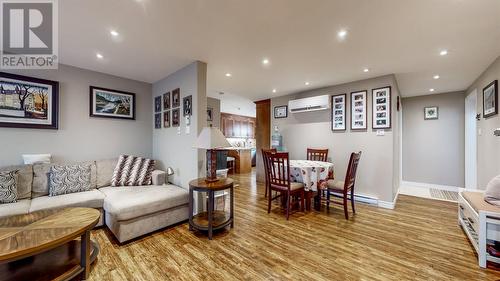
[152,170,166,185]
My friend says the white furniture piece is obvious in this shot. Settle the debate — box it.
[458,190,500,268]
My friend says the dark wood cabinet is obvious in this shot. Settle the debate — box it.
[221,113,256,138]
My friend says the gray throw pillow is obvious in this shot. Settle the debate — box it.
[0,170,18,204]
[485,174,500,206]
[49,164,92,196]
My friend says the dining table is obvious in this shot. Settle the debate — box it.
[288,160,335,210]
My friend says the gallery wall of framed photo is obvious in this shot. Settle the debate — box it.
[330,86,393,132]
[154,88,191,129]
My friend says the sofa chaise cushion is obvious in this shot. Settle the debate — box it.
[0,164,32,200]
[29,189,105,213]
[0,199,31,218]
[100,185,188,221]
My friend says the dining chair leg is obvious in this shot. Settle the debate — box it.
[343,194,349,220]
[286,191,290,220]
[267,189,272,214]
[350,188,356,214]
[301,190,305,211]
[326,189,330,211]
[265,182,268,198]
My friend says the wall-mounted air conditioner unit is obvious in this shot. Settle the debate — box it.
[288,95,330,113]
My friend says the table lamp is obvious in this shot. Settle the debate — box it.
[194,126,231,182]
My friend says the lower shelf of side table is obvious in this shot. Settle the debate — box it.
[191,210,232,231]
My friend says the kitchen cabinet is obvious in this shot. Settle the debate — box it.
[221,113,256,138]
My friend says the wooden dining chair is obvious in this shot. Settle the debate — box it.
[261,148,277,198]
[267,152,305,220]
[326,151,362,219]
[307,148,329,162]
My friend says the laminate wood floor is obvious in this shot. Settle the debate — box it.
[88,171,500,280]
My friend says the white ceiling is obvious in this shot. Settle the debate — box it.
[60,0,500,99]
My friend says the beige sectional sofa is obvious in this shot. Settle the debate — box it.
[0,159,189,243]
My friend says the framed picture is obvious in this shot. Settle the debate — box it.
[350,90,367,130]
[154,113,161,129]
[172,108,180,127]
[172,88,180,108]
[183,95,192,116]
[90,86,135,120]
[483,80,498,118]
[163,111,170,128]
[154,96,161,112]
[424,106,439,120]
[331,94,346,131]
[207,107,213,121]
[163,92,170,110]
[372,86,391,129]
[274,105,288,119]
[0,72,59,129]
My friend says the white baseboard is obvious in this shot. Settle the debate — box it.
[401,181,462,192]
[378,190,399,210]
[329,192,378,206]
[330,192,397,210]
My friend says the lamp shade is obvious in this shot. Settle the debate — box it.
[194,127,231,149]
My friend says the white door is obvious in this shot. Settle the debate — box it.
[465,90,477,190]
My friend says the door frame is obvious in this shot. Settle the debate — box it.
[465,90,477,190]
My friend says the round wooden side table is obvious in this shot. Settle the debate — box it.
[188,177,234,240]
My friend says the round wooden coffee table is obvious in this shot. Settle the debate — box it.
[0,207,100,281]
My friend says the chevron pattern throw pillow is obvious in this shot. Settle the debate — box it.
[110,155,155,186]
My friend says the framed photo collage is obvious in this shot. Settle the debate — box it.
[331,86,392,131]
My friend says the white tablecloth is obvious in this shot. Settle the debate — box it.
[289,160,334,191]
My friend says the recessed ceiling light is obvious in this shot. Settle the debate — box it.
[439,50,448,56]
[363,68,369,73]
[337,29,348,38]
[429,88,435,92]
[96,53,103,59]
[272,89,277,93]
[262,58,270,65]
[305,82,310,86]
[225,73,232,77]
[110,30,119,37]
[433,75,440,80]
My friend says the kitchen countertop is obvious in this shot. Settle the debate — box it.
[223,147,255,150]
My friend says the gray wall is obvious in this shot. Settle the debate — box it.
[0,65,152,166]
[270,75,401,203]
[402,92,465,187]
[467,56,500,189]
[207,97,221,128]
[152,61,207,189]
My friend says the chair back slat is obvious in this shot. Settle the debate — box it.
[307,148,329,162]
[344,151,362,191]
[261,148,277,185]
[268,152,290,190]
